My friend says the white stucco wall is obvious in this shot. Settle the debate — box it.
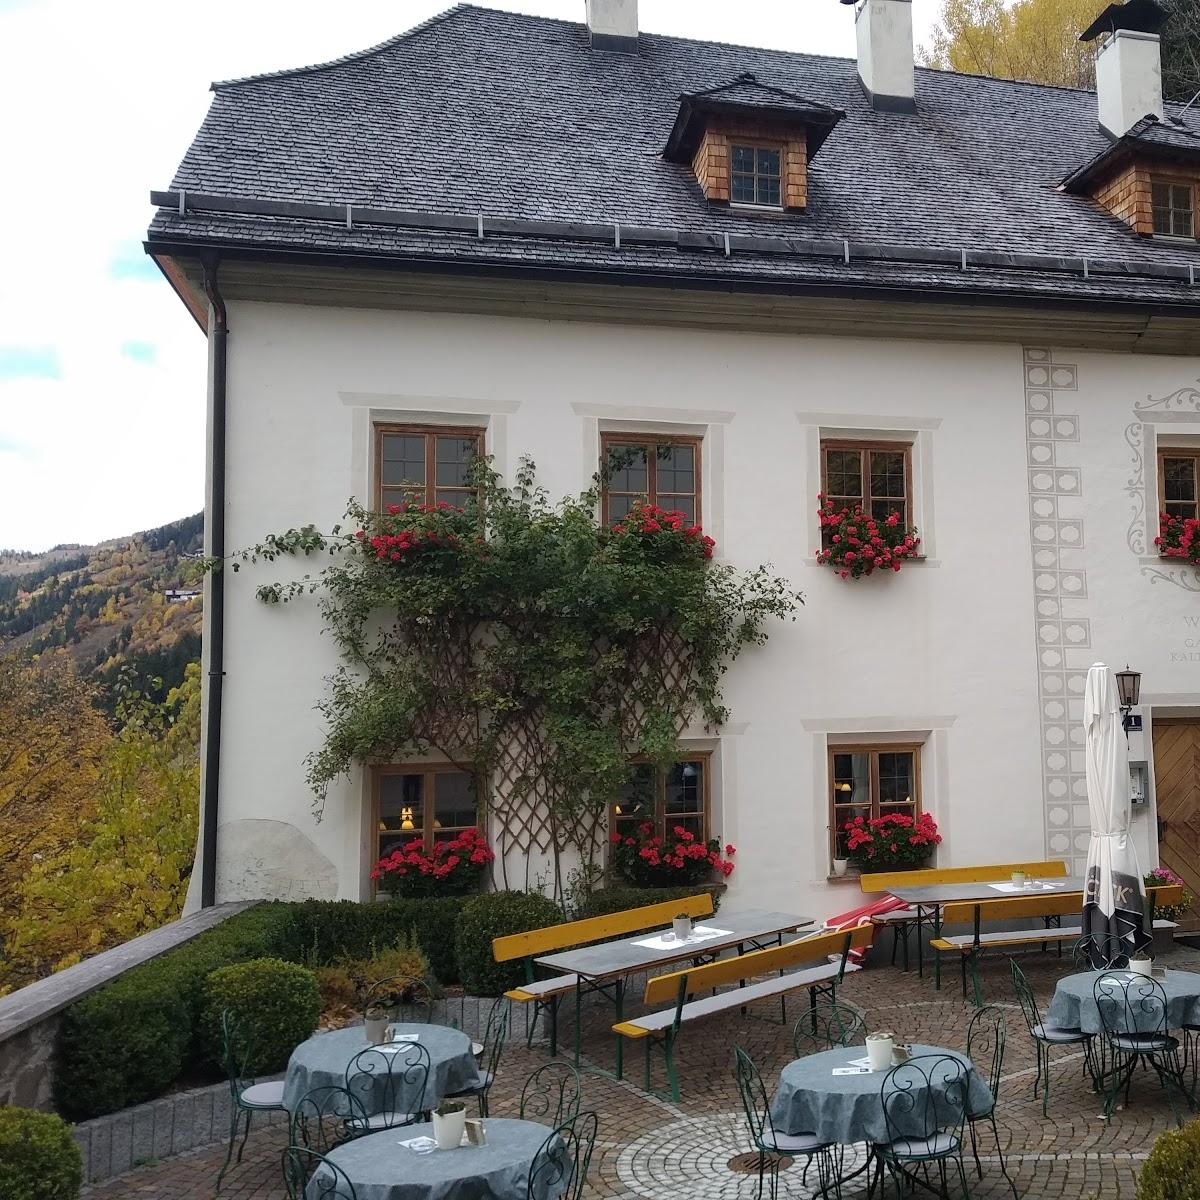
[204,298,1200,921]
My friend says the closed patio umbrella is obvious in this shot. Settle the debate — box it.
[1081,661,1151,967]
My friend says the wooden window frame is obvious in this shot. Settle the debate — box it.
[828,743,922,865]
[1158,447,1200,523]
[600,432,703,526]
[730,139,784,209]
[374,423,485,513]
[1151,178,1196,240]
[820,438,914,529]
[371,763,482,889]
[609,752,712,843]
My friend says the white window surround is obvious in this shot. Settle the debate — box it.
[572,402,734,549]
[798,411,941,565]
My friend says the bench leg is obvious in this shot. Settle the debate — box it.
[614,978,626,1081]
[547,997,559,1058]
[573,982,582,1069]
[663,1032,680,1103]
[932,906,943,991]
[970,952,984,1008]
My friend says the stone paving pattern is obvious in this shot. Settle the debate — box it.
[83,941,1200,1199]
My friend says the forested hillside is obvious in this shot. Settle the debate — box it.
[0,513,203,714]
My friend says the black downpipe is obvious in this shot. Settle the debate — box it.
[200,257,228,909]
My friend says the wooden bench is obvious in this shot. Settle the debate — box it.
[494,892,714,1055]
[611,924,873,1101]
[860,860,1069,972]
[932,884,1184,1006]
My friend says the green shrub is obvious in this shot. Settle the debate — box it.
[201,958,320,1074]
[1137,1120,1200,1199]
[271,897,464,984]
[54,969,191,1120]
[573,884,721,921]
[455,890,563,996]
[0,1108,82,1200]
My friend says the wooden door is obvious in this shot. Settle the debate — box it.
[1151,721,1200,932]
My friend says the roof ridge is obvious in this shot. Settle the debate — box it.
[210,3,470,90]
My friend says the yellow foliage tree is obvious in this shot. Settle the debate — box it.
[923,0,1099,89]
[0,665,200,989]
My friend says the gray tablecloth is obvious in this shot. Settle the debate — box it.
[770,1044,993,1145]
[283,1024,481,1114]
[1048,969,1200,1036]
[309,1118,561,1200]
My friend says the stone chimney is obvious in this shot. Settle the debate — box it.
[854,0,916,112]
[585,0,638,52]
[1081,0,1166,138]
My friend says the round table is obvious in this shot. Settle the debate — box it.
[283,1024,482,1115]
[1048,969,1200,1036]
[310,1118,559,1200]
[769,1044,994,1145]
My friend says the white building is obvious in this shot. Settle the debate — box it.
[150,0,1200,926]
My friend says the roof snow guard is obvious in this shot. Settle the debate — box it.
[663,73,845,163]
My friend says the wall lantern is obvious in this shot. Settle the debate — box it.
[1114,665,1141,730]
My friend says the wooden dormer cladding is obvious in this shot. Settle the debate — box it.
[664,73,842,213]
[1091,160,1154,233]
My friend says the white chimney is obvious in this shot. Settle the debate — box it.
[855,0,916,112]
[1095,29,1164,137]
[585,0,638,52]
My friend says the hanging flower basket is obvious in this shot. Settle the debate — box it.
[814,495,920,579]
[843,813,940,871]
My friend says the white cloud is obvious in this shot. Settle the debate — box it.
[0,0,942,551]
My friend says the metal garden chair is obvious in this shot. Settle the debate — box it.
[1070,932,1128,971]
[519,1061,582,1128]
[361,974,435,1025]
[792,999,867,1057]
[964,1005,1018,1198]
[281,1145,358,1200]
[1093,972,1193,1126]
[344,1041,430,1132]
[445,995,508,1116]
[732,1045,838,1200]
[527,1109,598,1200]
[1009,958,1093,1116]
[215,1009,288,1192]
[290,1085,369,1156]
[877,1054,971,1200]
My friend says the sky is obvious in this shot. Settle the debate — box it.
[0,0,942,553]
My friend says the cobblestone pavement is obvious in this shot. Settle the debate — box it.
[84,941,1200,1199]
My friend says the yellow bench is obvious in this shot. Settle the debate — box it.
[612,924,873,1101]
[493,892,714,1056]
[932,884,1184,1006]
[860,860,1070,972]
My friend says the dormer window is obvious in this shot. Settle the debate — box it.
[1152,180,1194,238]
[731,144,782,208]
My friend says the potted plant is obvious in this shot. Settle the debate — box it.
[866,1029,895,1072]
[844,813,941,873]
[832,857,849,877]
[1129,951,1153,977]
[815,495,921,579]
[364,1005,390,1045]
[432,1099,468,1150]
[672,913,693,941]
[1010,869,1026,888]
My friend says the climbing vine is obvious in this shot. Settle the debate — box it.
[218,459,800,889]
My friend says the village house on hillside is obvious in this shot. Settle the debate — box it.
[149,0,1200,923]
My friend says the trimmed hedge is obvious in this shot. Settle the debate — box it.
[201,958,320,1073]
[455,891,564,996]
[0,1107,82,1200]
[1137,1119,1200,1200]
[573,884,721,921]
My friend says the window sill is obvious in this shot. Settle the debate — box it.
[729,202,786,215]
[826,872,861,884]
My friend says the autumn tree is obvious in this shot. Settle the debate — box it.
[1163,0,1200,100]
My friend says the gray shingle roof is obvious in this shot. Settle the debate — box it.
[148,3,1200,308]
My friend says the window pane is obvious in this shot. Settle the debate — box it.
[824,450,863,499]
[756,147,781,177]
[665,759,703,817]
[606,444,648,493]
[832,752,871,803]
[381,434,426,487]
[434,436,477,487]
[614,764,656,827]
[869,450,907,499]
[877,752,915,806]
[656,443,695,494]
[435,489,472,509]
[759,177,780,207]
[731,174,756,204]
[731,145,755,173]
[1164,458,1197,503]
[434,772,475,831]
[608,494,637,523]
[871,499,906,525]
[379,774,423,834]
[382,486,425,510]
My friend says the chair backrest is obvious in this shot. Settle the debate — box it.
[477,995,510,1084]
[880,1054,969,1145]
[965,1005,1006,1104]
[940,891,1083,931]
[642,923,873,1008]
[362,975,435,1024]
[519,1062,582,1128]
[1072,932,1129,971]
[861,860,1069,893]
[1008,959,1043,1037]
[793,1000,867,1057]
[732,1045,776,1152]
[493,893,713,963]
[527,1110,598,1200]
[281,1146,358,1200]
[344,1042,430,1123]
[1094,972,1170,1041]
[290,1085,369,1155]
[219,1009,257,1096]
